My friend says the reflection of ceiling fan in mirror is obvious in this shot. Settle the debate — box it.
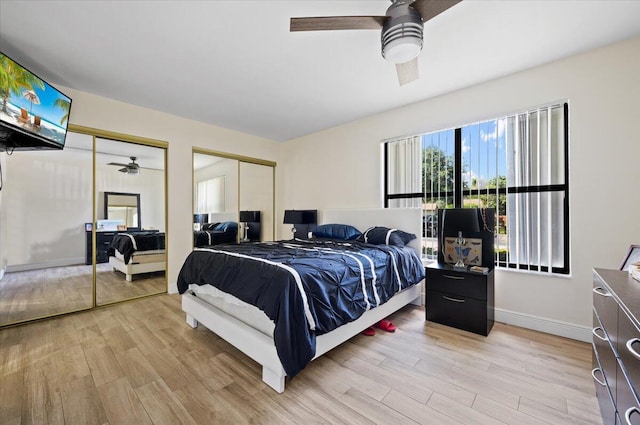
[107,156,141,175]
[290,0,462,86]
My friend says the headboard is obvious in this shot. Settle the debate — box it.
[322,208,422,252]
[208,212,238,224]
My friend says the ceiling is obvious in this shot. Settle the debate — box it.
[1,1,639,142]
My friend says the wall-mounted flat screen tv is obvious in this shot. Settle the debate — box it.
[0,51,72,151]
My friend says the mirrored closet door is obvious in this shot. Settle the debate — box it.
[192,149,275,248]
[239,161,274,242]
[0,127,168,327]
[0,131,94,325]
[95,138,167,305]
[192,153,238,247]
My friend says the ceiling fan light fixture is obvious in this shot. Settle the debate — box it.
[127,167,140,175]
[382,34,422,63]
[381,4,424,64]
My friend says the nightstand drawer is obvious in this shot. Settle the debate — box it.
[426,289,489,335]
[426,268,487,300]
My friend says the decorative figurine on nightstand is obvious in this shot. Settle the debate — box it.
[453,230,469,268]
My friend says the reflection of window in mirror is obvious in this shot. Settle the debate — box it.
[196,176,225,214]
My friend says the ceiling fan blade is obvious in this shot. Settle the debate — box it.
[290,16,386,32]
[107,162,129,167]
[396,58,419,86]
[118,167,128,173]
[410,0,462,23]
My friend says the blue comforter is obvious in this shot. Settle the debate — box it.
[176,239,425,378]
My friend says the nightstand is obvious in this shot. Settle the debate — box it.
[425,263,494,336]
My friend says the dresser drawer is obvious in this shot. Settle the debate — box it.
[426,268,487,300]
[593,348,617,425]
[593,278,619,352]
[594,310,619,401]
[616,361,640,425]
[618,309,640,404]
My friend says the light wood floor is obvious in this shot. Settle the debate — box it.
[0,294,602,425]
[0,263,166,325]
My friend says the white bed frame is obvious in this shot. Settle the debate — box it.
[109,255,166,282]
[181,208,423,392]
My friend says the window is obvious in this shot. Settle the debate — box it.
[384,102,569,274]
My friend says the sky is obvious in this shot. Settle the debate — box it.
[422,118,508,190]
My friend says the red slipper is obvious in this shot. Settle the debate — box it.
[375,319,396,332]
[361,326,375,336]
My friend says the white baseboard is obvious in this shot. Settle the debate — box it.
[495,307,592,343]
[6,257,86,273]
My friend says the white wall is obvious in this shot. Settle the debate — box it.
[58,87,279,292]
[276,35,640,340]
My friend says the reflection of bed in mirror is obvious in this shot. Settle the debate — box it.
[193,212,239,247]
[193,223,238,247]
[178,208,424,393]
[108,232,165,281]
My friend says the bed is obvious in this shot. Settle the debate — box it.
[178,208,425,392]
[108,232,166,281]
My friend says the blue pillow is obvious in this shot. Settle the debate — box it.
[312,223,362,241]
[358,226,416,246]
[214,221,238,232]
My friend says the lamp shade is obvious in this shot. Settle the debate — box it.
[301,210,317,225]
[283,210,304,225]
[441,208,480,236]
[193,213,208,224]
[240,210,260,222]
[283,209,317,225]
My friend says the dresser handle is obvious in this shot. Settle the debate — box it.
[591,368,606,386]
[592,327,608,342]
[625,406,639,425]
[442,295,465,303]
[592,287,611,297]
[626,338,640,360]
[443,274,464,280]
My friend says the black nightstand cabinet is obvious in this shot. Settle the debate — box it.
[425,264,495,336]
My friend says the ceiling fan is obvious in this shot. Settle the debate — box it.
[290,0,462,86]
[107,156,141,175]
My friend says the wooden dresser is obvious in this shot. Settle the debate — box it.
[592,268,640,425]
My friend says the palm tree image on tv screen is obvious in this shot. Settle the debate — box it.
[1,52,71,147]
